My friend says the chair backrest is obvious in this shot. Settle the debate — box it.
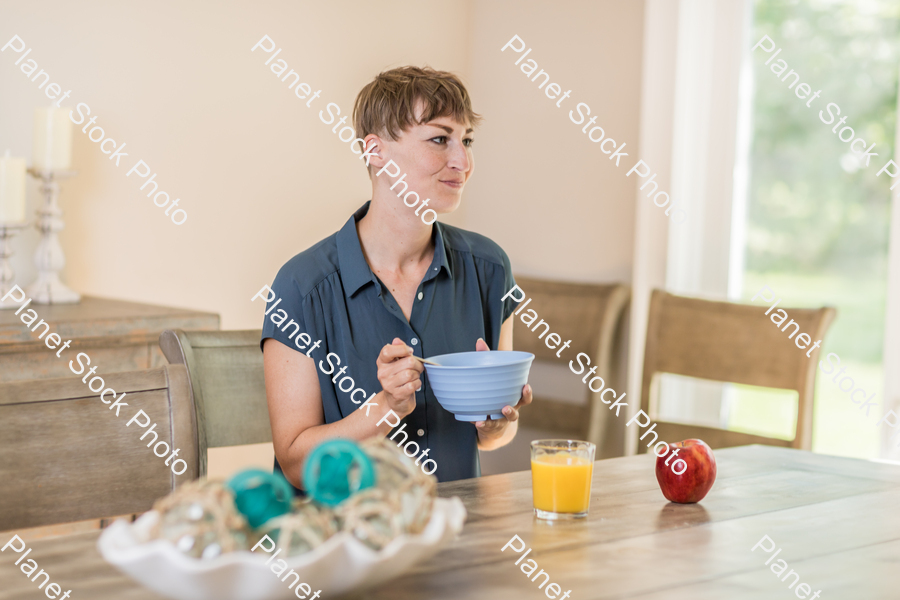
[512,276,630,447]
[159,329,270,477]
[0,365,197,530]
[640,289,836,451]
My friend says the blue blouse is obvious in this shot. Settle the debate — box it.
[261,201,518,486]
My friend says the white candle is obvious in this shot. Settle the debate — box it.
[33,107,72,172]
[0,152,27,223]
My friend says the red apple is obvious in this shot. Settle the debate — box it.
[655,439,716,503]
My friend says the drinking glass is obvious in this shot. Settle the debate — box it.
[530,439,596,520]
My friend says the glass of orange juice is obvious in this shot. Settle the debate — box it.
[530,439,595,520]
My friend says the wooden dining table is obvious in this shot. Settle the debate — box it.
[2,445,898,599]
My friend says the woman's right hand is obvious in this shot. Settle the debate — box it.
[376,338,424,417]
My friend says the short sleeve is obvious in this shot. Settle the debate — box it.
[499,250,519,322]
[259,265,312,354]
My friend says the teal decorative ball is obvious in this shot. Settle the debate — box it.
[303,439,376,506]
[226,469,293,529]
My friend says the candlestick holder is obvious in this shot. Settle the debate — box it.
[0,221,29,309]
[26,168,80,304]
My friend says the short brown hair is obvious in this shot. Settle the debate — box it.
[353,66,481,141]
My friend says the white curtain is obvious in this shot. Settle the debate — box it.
[628,0,751,453]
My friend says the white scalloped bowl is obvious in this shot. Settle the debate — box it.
[97,497,467,600]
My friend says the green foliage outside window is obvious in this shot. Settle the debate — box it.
[730,0,899,457]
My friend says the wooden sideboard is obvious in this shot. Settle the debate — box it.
[0,296,219,383]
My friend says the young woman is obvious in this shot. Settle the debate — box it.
[261,66,531,489]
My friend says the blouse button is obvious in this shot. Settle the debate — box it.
[417,292,423,300]
[411,338,419,345]
[417,429,425,436]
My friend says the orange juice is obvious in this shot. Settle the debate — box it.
[531,453,593,514]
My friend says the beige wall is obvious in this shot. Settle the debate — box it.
[1,0,471,329]
[463,0,643,284]
[1,0,643,328]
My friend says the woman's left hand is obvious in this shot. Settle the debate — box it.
[473,338,532,443]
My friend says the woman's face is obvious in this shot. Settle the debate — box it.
[378,108,475,215]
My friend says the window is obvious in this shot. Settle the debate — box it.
[728,0,900,459]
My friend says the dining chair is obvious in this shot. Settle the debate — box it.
[0,364,197,530]
[159,329,271,477]
[512,277,630,450]
[639,289,836,452]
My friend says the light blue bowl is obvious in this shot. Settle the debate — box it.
[423,351,534,422]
